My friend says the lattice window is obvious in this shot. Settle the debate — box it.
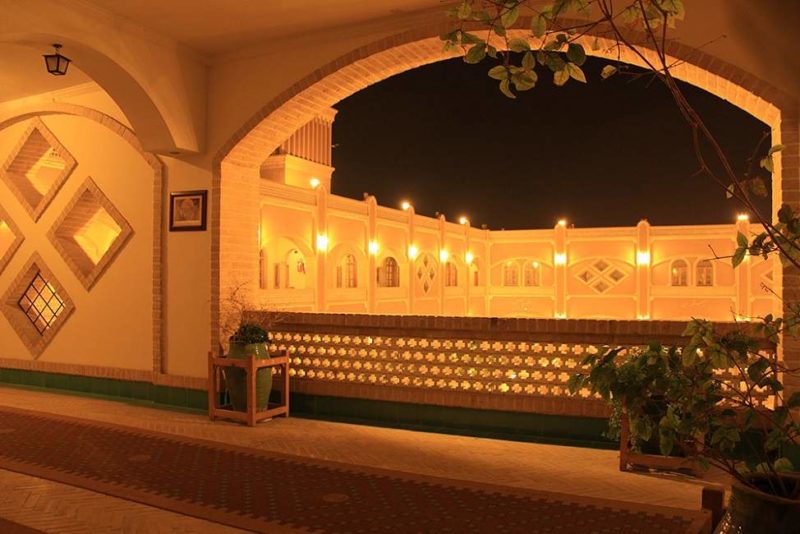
[336,254,357,288]
[445,262,458,287]
[696,260,713,287]
[523,262,540,287]
[503,262,519,286]
[378,257,399,287]
[671,259,688,286]
[18,272,64,335]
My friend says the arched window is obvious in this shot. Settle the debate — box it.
[523,262,540,287]
[445,262,458,287]
[378,257,399,287]
[671,259,688,286]
[470,262,481,287]
[336,253,357,288]
[696,260,713,287]
[503,262,519,286]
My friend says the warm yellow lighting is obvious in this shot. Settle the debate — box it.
[309,177,320,189]
[459,216,469,225]
[408,244,419,260]
[439,249,449,262]
[532,261,540,268]
[465,251,474,264]
[737,213,749,222]
[557,219,567,227]
[401,201,411,211]
[554,312,567,319]
[636,251,651,265]
[368,240,379,255]
[637,314,650,320]
[316,234,329,252]
[554,252,567,265]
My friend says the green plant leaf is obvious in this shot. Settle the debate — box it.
[488,65,508,80]
[737,232,749,248]
[732,247,747,268]
[768,144,785,156]
[566,62,586,83]
[774,457,794,472]
[522,51,535,70]
[464,43,487,64]
[499,79,516,99]
[600,65,617,79]
[508,37,531,52]
[532,15,547,38]
[567,43,586,66]
[501,4,519,27]
[553,68,570,86]
[460,31,483,45]
[457,1,472,19]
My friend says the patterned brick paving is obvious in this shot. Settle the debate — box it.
[0,406,709,533]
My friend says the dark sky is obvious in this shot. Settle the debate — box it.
[331,56,771,230]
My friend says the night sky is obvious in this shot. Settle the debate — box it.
[331,56,771,230]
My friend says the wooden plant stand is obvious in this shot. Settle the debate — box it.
[619,417,701,477]
[207,350,290,426]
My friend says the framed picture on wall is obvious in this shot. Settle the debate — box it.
[169,190,207,231]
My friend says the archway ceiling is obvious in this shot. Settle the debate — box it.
[0,43,91,103]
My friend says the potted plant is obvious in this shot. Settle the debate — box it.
[568,317,800,533]
[225,323,273,412]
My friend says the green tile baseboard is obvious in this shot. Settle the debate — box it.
[0,368,615,449]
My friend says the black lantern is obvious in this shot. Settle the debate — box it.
[43,44,70,76]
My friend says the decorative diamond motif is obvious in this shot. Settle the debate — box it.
[575,259,629,294]
[1,118,76,221]
[593,281,610,293]
[608,269,625,283]
[416,254,438,294]
[48,177,133,290]
[1,253,75,358]
[0,205,24,276]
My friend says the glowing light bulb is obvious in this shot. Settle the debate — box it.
[554,252,567,265]
[737,213,749,222]
[309,177,320,189]
[408,244,419,260]
[636,251,651,265]
[439,249,449,262]
[368,240,379,255]
[401,201,411,211]
[459,216,469,225]
[465,251,474,264]
[316,234,328,251]
[557,219,567,227]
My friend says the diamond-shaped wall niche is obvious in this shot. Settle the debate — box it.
[1,118,76,221]
[48,178,133,290]
[0,205,24,276]
[1,252,75,358]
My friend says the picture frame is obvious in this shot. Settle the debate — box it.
[169,190,207,232]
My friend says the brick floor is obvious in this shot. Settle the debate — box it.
[0,387,720,532]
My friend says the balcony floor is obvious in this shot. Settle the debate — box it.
[0,386,722,533]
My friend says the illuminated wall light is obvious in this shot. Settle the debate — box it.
[465,251,474,264]
[408,244,419,260]
[737,213,750,222]
[368,240,379,255]
[458,216,469,225]
[439,249,449,262]
[554,252,567,265]
[532,261,540,268]
[316,234,329,252]
[401,201,411,211]
[309,177,320,189]
[557,219,567,227]
[636,251,651,265]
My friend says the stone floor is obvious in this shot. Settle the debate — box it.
[0,386,721,533]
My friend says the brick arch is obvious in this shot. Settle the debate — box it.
[211,17,799,357]
[0,104,166,375]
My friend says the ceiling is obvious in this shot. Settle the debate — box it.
[0,43,91,103]
[85,0,445,56]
